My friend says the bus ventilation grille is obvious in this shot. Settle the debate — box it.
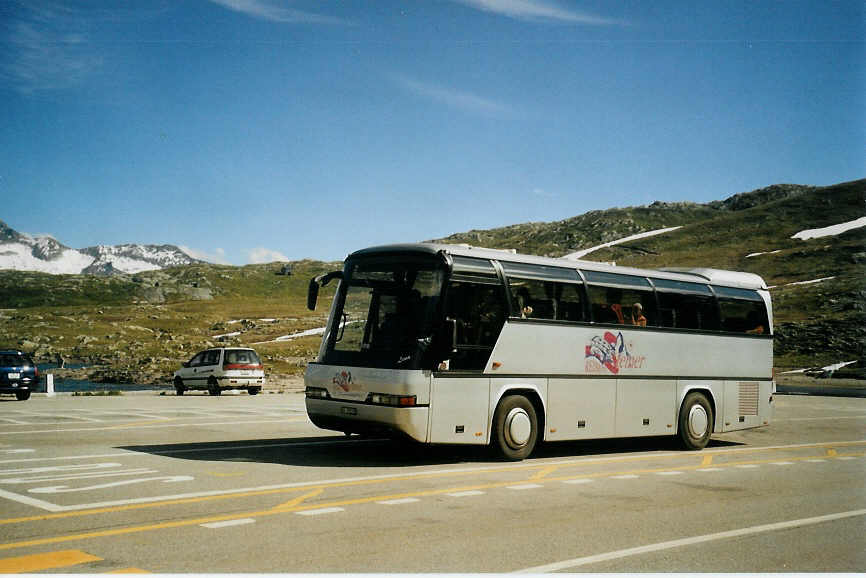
[738,382,759,416]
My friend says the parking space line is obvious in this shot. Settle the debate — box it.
[0,418,301,435]
[296,507,344,516]
[514,508,866,573]
[200,518,255,529]
[377,498,420,505]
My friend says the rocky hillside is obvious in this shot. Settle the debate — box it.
[432,179,865,368]
[0,220,202,275]
[0,179,862,385]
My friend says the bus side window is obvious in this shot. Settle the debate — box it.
[587,285,656,327]
[657,292,720,330]
[719,298,769,334]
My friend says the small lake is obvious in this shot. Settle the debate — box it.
[36,363,165,393]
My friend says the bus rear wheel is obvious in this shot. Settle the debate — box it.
[174,377,185,396]
[493,395,538,461]
[678,392,713,450]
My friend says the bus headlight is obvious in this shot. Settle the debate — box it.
[305,387,330,399]
[368,393,417,407]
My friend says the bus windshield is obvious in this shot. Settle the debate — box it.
[322,260,446,369]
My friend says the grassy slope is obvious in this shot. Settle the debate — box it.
[0,179,863,381]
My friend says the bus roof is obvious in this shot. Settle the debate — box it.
[347,243,768,291]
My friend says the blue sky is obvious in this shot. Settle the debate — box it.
[1,0,863,264]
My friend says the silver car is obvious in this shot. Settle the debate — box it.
[173,347,265,396]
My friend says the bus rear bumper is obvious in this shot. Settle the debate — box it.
[305,398,429,442]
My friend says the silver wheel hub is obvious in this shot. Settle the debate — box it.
[687,404,708,438]
[505,407,532,448]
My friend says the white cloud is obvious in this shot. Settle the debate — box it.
[180,246,231,265]
[398,77,512,117]
[451,0,620,25]
[247,247,290,264]
[2,3,103,93]
[207,0,344,25]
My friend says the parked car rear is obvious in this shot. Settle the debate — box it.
[0,350,39,401]
[173,347,265,396]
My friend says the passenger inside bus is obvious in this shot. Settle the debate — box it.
[631,302,647,327]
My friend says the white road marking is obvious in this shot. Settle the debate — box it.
[697,468,723,472]
[0,449,34,454]
[771,461,794,466]
[562,479,593,485]
[296,507,344,516]
[514,508,866,573]
[0,418,299,435]
[735,464,760,469]
[201,518,255,529]
[837,456,857,460]
[0,462,124,476]
[447,490,485,497]
[0,488,65,511]
[805,459,827,463]
[655,471,683,476]
[611,474,639,480]
[376,498,420,505]
[29,475,194,494]
[507,484,543,490]
[1,468,158,484]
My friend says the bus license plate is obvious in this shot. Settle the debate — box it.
[341,407,357,416]
[7,373,20,379]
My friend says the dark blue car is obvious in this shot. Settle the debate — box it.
[0,350,39,401]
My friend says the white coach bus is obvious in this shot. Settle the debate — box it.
[305,243,774,460]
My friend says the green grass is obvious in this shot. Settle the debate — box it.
[1,179,863,377]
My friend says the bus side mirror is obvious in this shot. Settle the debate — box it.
[307,280,319,311]
[307,271,343,311]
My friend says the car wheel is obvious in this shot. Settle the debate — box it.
[15,390,30,401]
[174,377,185,396]
[208,378,221,396]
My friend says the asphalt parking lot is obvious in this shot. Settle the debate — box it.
[0,391,863,573]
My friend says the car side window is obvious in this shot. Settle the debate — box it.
[203,350,220,366]
[189,352,205,367]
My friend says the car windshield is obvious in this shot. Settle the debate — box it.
[322,260,445,369]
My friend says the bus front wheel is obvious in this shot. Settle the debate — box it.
[678,392,713,450]
[493,395,538,461]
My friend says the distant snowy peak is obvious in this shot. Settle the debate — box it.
[79,244,201,274]
[0,219,203,275]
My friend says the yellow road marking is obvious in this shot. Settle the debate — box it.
[0,549,101,573]
[271,488,323,511]
[826,448,838,457]
[530,465,560,480]
[701,454,713,467]
[104,567,150,573]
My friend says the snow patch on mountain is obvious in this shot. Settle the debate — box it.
[0,219,202,275]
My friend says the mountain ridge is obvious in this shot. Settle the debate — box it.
[0,220,202,275]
